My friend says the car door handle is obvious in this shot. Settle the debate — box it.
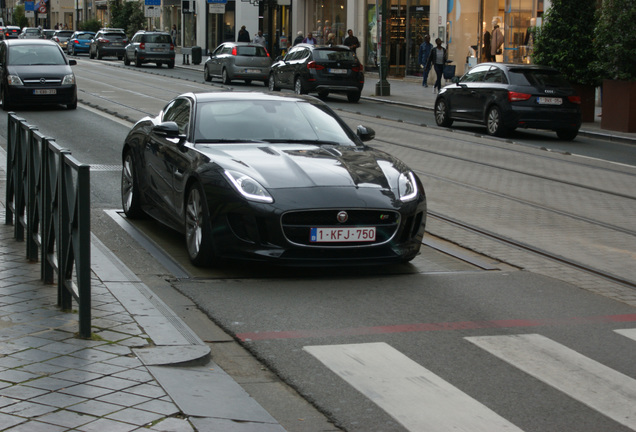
[174,169,185,180]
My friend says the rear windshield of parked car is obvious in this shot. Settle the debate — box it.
[76,33,93,40]
[508,69,571,88]
[312,49,356,61]
[236,46,268,57]
[55,31,74,38]
[104,33,125,39]
[143,34,172,44]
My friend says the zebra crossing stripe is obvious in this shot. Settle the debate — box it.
[466,334,636,430]
[304,342,525,432]
[614,328,636,342]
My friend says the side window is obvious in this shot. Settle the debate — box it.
[484,68,506,83]
[162,99,191,135]
[461,65,489,83]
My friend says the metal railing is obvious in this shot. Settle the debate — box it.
[5,113,92,338]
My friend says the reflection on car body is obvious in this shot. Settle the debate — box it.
[269,43,364,103]
[0,39,77,110]
[204,42,271,86]
[434,63,582,140]
[121,92,426,267]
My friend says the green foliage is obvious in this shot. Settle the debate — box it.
[109,0,146,37]
[80,19,102,33]
[593,0,636,81]
[12,5,29,29]
[533,0,600,86]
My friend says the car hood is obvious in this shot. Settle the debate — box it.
[195,143,409,190]
[10,65,73,78]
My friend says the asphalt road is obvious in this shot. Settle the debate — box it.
[2,58,635,432]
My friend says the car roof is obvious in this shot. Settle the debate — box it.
[2,39,61,47]
[478,62,560,72]
[99,28,125,32]
[188,91,317,105]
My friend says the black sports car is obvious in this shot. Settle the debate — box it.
[121,92,426,266]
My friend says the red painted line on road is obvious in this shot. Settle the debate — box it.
[236,313,636,342]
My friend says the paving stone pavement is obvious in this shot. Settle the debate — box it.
[0,149,285,431]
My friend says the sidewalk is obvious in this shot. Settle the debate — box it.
[0,148,286,430]
[174,52,636,145]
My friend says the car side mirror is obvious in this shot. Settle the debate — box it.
[69,59,77,66]
[356,125,375,142]
[152,122,187,147]
[451,76,460,84]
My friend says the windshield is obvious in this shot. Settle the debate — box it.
[8,44,66,65]
[195,99,360,146]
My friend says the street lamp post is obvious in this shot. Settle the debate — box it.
[375,0,390,96]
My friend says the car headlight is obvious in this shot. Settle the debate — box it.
[224,170,273,203]
[398,171,418,202]
[62,74,75,85]
[7,75,23,86]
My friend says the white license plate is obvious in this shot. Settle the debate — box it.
[537,97,562,105]
[329,68,347,74]
[310,227,376,243]
[245,69,260,73]
[34,89,56,95]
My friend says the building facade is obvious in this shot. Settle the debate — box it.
[1,0,550,77]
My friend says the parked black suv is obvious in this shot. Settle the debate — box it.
[268,43,364,103]
[89,28,128,60]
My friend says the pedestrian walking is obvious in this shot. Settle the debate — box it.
[293,31,304,46]
[302,32,317,45]
[418,34,433,87]
[253,30,266,46]
[343,29,360,54]
[426,38,448,93]
[238,25,250,42]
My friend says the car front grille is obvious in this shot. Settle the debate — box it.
[23,78,63,86]
[281,209,400,247]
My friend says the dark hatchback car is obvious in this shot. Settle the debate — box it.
[3,26,21,39]
[268,43,364,102]
[121,92,426,267]
[204,42,271,85]
[89,28,128,60]
[0,39,77,110]
[434,63,582,140]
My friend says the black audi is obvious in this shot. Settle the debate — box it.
[434,63,581,140]
[121,92,426,267]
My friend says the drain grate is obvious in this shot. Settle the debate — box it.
[91,164,121,172]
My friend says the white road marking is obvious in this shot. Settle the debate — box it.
[614,328,636,342]
[303,342,525,432]
[466,333,636,430]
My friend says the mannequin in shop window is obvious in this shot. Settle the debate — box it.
[491,22,504,61]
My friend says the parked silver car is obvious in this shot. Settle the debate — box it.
[124,30,175,68]
[19,27,43,39]
[204,42,271,86]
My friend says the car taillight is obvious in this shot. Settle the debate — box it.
[232,47,237,55]
[307,61,324,70]
[98,38,109,43]
[352,64,363,72]
[140,43,145,49]
[568,95,581,104]
[508,91,532,102]
[170,43,175,51]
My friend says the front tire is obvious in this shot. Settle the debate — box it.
[204,66,212,82]
[294,77,306,95]
[222,68,231,84]
[121,150,145,219]
[434,98,453,127]
[185,183,215,267]
[268,73,279,91]
[124,52,130,66]
[486,105,508,137]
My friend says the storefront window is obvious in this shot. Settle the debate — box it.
[307,0,346,45]
[207,2,235,53]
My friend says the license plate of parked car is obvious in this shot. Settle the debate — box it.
[245,69,261,73]
[34,89,56,95]
[537,97,562,105]
[310,227,376,243]
[328,68,347,74]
